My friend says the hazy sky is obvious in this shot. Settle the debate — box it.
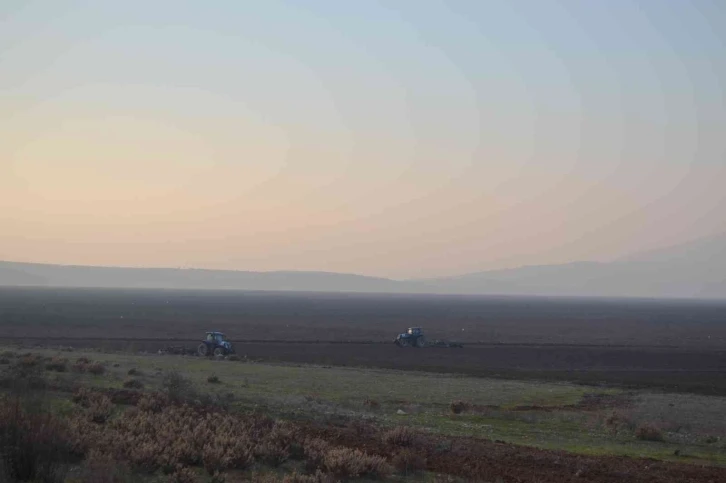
[2,1,725,279]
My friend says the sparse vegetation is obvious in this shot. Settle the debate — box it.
[2,344,726,482]
[0,396,73,483]
[45,357,68,372]
[391,449,426,475]
[382,426,417,447]
[122,378,144,389]
[450,400,472,414]
[636,422,665,442]
[87,362,105,375]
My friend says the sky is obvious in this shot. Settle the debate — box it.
[1,0,725,279]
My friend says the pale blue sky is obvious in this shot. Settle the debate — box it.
[1,1,725,277]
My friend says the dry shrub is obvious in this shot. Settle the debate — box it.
[382,425,417,447]
[207,375,220,384]
[303,438,331,472]
[88,362,106,375]
[104,389,143,406]
[604,410,635,431]
[450,400,472,414]
[278,471,334,483]
[127,368,141,376]
[78,450,135,483]
[635,423,665,442]
[68,405,258,475]
[76,357,91,364]
[162,370,196,403]
[167,465,200,483]
[391,448,426,475]
[253,422,298,466]
[72,362,88,373]
[432,475,460,483]
[45,357,68,372]
[363,398,380,410]
[123,378,144,389]
[137,392,171,413]
[18,354,40,368]
[0,396,73,483]
[322,447,391,479]
[73,388,114,423]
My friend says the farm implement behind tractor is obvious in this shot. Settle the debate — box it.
[394,327,463,348]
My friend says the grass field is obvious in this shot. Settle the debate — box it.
[2,346,725,482]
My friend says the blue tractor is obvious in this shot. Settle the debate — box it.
[197,331,235,357]
[394,327,427,348]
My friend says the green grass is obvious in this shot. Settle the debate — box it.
[6,346,726,468]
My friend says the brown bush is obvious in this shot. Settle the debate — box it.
[167,465,200,483]
[137,392,171,413]
[72,362,88,373]
[303,438,332,472]
[282,471,335,483]
[18,354,40,368]
[45,357,68,372]
[635,423,665,442]
[363,398,380,409]
[76,357,91,364]
[68,404,260,475]
[127,368,141,376]
[0,396,73,483]
[88,362,106,375]
[391,449,426,475]
[382,426,417,447]
[322,447,391,479]
[207,375,220,384]
[73,389,114,423]
[78,451,136,483]
[253,422,298,466]
[450,400,472,414]
[123,378,144,389]
[162,370,196,403]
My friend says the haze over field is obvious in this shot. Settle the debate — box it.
[2,1,725,287]
[2,231,725,298]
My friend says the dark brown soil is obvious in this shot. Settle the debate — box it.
[2,287,726,395]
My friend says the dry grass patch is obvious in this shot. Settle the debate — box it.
[636,423,665,442]
[382,426,417,447]
[123,378,144,389]
[391,448,427,475]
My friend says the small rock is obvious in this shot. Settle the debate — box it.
[396,409,407,415]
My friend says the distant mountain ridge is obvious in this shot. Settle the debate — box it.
[1,233,724,299]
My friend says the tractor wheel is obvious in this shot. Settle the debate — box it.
[197,343,209,357]
[415,336,427,348]
[213,347,224,357]
[397,339,409,348]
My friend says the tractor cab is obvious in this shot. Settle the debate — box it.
[394,327,427,348]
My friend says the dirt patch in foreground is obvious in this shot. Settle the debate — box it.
[303,420,725,483]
